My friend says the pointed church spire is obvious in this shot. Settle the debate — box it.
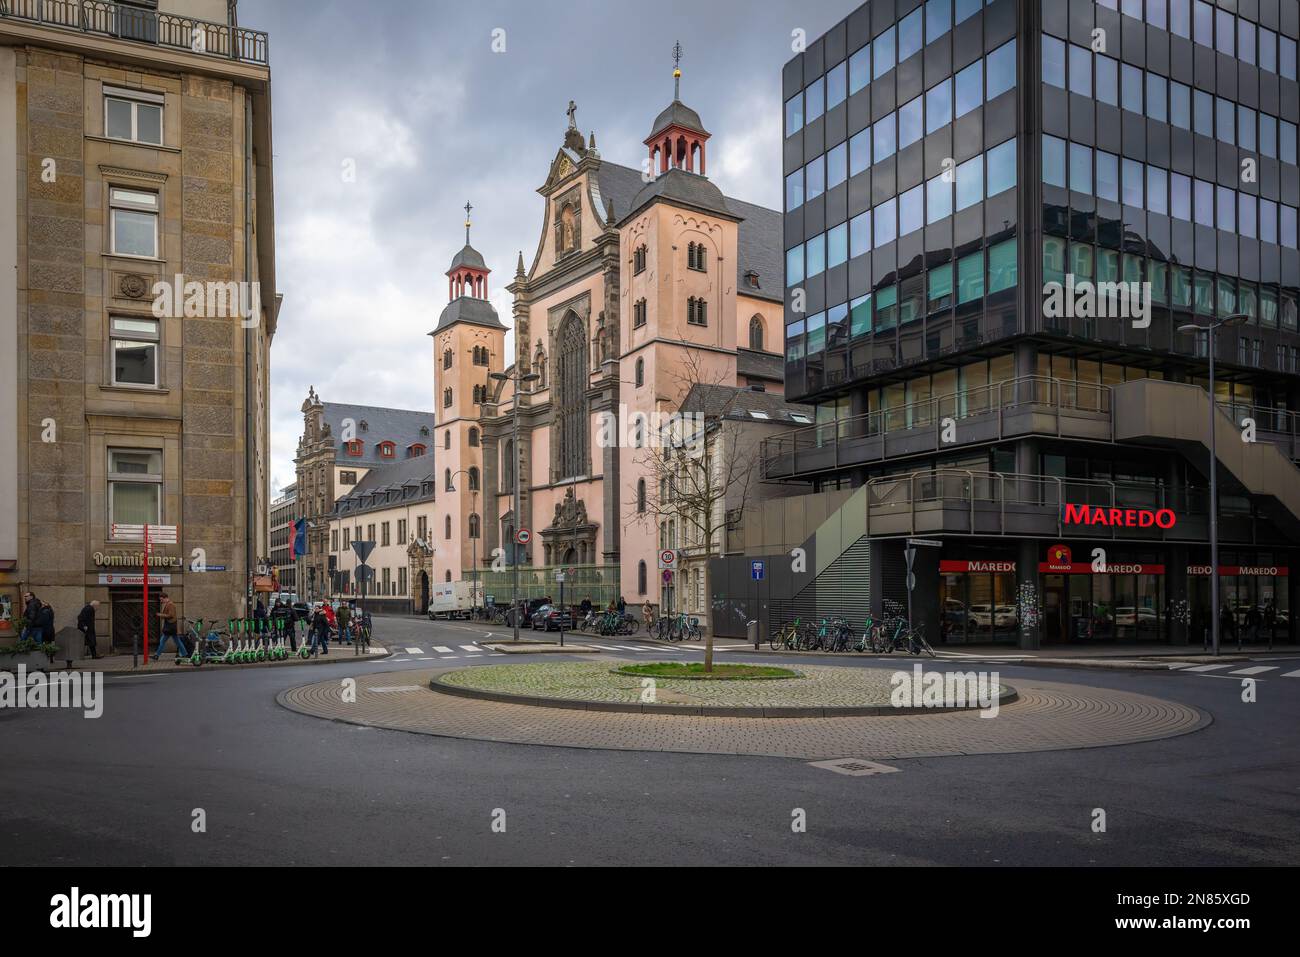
[516,250,525,277]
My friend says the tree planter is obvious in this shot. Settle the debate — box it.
[0,651,53,673]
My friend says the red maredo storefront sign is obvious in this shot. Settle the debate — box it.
[1188,565,1290,576]
[1040,542,1164,574]
[939,560,1017,573]
[1063,503,1177,529]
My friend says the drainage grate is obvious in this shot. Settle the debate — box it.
[808,758,900,777]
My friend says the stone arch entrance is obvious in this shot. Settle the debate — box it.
[419,570,430,616]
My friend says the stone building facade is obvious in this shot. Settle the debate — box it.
[0,0,278,650]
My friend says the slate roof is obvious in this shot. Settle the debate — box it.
[649,99,707,138]
[448,243,488,272]
[335,453,437,517]
[736,348,784,382]
[679,383,813,425]
[432,295,506,333]
[321,403,437,468]
[603,162,783,304]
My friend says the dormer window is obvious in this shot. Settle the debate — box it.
[745,270,760,289]
[378,441,396,459]
[633,244,648,274]
[408,443,426,458]
[344,440,363,457]
[687,241,707,272]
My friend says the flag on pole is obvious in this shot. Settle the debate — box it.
[290,519,307,560]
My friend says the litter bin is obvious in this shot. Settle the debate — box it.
[54,626,81,670]
[747,619,759,650]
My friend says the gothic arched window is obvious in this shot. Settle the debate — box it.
[445,468,452,491]
[443,387,453,407]
[468,427,480,448]
[443,349,453,369]
[635,358,644,387]
[468,467,480,491]
[468,513,480,538]
[638,560,647,595]
[749,315,764,351]
[637,478,646,513]
[503,439,515,491]
[445,515,452,539]
[444,430,451,450]
[555,312,589,478]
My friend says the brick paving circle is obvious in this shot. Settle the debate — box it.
[277,667,1210,760]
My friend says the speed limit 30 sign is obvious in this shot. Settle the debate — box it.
[658,549,678,570]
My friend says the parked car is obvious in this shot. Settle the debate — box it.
[529,604,572,632]
[992,604,1018,628]
[505,598,551,628]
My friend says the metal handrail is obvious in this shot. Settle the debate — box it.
[1,0,269,65]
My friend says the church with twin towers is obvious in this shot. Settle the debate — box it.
[312,56,802,624]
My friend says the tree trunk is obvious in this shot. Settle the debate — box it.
[702,559,713,673]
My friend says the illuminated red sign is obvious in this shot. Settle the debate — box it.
[1187,565,1290,577]
[939,560,1017,573]
[1063,504,1177,528]
[1038,563,1166,575]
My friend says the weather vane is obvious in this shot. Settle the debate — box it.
[464,200,472,245]
[672,41,682,99]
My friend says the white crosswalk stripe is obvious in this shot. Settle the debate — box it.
[1281,669,1300,678]
[459,645,478,652]
[1230,666,1278,675]
[404,647,423,655]
[1182,664,1235,672]
[433,646,453,653]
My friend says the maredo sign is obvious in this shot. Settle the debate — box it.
[1063,503,1177,529]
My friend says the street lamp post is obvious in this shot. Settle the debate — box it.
[447,469,480,620]
[1178,313,1249,656]
[490,365,540,642]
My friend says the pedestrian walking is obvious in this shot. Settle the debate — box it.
[642,599,655,630]
[272,599,295,652]
[155,591,188,660]
[1245,604,1262,647]
[36,600,55,645]
[337,601,352,645]
[77,600,101,659]
[1219,602,1237,651]
[19,591,39,643]
[1264,602,1276,651]
[308,605,330,656]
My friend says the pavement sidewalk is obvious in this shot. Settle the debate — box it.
[25,641,391,674]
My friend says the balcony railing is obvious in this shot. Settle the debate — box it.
[1,0,269,65]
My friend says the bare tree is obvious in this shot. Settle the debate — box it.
[629,347,761,672]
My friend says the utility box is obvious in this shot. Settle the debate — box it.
[54,626,81,669]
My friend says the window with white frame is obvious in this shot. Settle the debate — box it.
[104,87,163,145]
[109,316,160,387]
[108,448,162,530]
[110,187,159,257]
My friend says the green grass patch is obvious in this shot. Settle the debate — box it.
[615,662,800,680]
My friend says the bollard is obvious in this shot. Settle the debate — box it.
[748,619,759,651]
[133,632,139,670]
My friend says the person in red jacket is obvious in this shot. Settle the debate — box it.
[323,601,337,637]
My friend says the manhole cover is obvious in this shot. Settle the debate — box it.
[808,758,900,777]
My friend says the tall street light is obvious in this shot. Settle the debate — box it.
[490,365,540,642]
[1177,312,1249,656]
[446,469,480,619]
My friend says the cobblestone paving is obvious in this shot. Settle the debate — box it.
[278,668,1210,760]
[436,661,993,708]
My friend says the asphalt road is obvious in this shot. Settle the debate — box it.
[2,615,1298,866]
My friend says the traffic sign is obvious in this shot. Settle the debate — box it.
[907,538,943,548]
[112,523,178,543]
[658,548,679,570]
[351,539,376,564]
[355,565,374,582]
[751,560,765,581]
[662,570,673,584]
[516,528,531,545]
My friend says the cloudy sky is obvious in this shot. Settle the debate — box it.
[245,0,843,494]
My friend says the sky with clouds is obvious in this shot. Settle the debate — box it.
[244,0,845,495]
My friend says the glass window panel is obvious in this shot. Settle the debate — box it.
[786,244,804,285]
[849,45,871,95]
[898,8,923,62]
[926,79,951,134]
[1071,243,1094,278]
[1042,35,1066,88]
[1216,97,1235,144]
[111,316,158,336]
[826,61,847,111]
[876,285,898,329]
[806,77,824,123]
[106,97,133,139]
[1281,121,1297,165]
[874,197,897,246]
[1146,165,1167,215]
[987,238,1017,293]
[986,39,1016,99]
[111,482,160,525]
[112,340,156,385]
[987,138,1016,196]
[873,25,896,79]
[1122,158,1144,207]
[1216,185,1236,232]
[806,234,826,276]
[112,209,157,256]
[1044,236,1067,284]
[956,0,980,25]
[850,293,873,336]
[1215,9,1234,55]
[136,103,162,145]
[850,210,871,257]
[955,60,982,118]
[1216,275,1236,316]
[1260,27,1277,72]
[957,250,984,303]
[1282,206,1298,248]
[1260,114,1277,158]
[110,188,157,209]
[1069,44,1092,97]
[1193,90,1213,136]
[827,141,847,189]
[1260,198,1278,244]
[1121,64,1143,113]
[849,127,871,176]
[1169,80,1190,129]
[927,173,952,223]
[1239,193,1256,239]
[1170,171,1192,220]
[1147,0,1166,28]
[1239,281,1258,320]
[1096,150,1120,201]
[900,183,924,235]
[1069,143,1092,194]
[955,154,982,210]
[928,262,953,307]
[110,449,161,475]
[1193,1,1212,47]
[1171,265,1192,307]
[1145,73,1166,122]
[1284,37,1298,81]
[1261,287,1278,327]
[1096,54,1118,106]
[805,156,824,199]
[873,113,896,162]
[1239,18,1256,65]
[926,0,951,42]
[1194,179,1214,226]
[1193,271,1213,313]
[1122,0,1142,16]
[807,311,826,353]
[1147,257,1166,302]
[785,169,803,208]
[827,223,848,268]
[785,93,803,133]
[1170,0,1190,38]
[899,96,923,149]
[1097,247,1119,282]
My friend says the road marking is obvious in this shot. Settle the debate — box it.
[1182,664,1235,672]
[391,658,410,662]
[1281,669,1300,678]
[1230,666,1278,675]
[439,656,459,660]
[459,645,478,652]
[417,657,434,661]
[404,647,423,655]
[464,654,483,658]
[433,646,453,653]
[489,653,505,657]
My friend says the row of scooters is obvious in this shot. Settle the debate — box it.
[183,619,312,667]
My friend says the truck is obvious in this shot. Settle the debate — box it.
[427,581,479,620]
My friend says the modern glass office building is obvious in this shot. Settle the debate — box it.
[742,0,1300,647]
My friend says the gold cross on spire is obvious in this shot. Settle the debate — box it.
[464,200,472,245]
